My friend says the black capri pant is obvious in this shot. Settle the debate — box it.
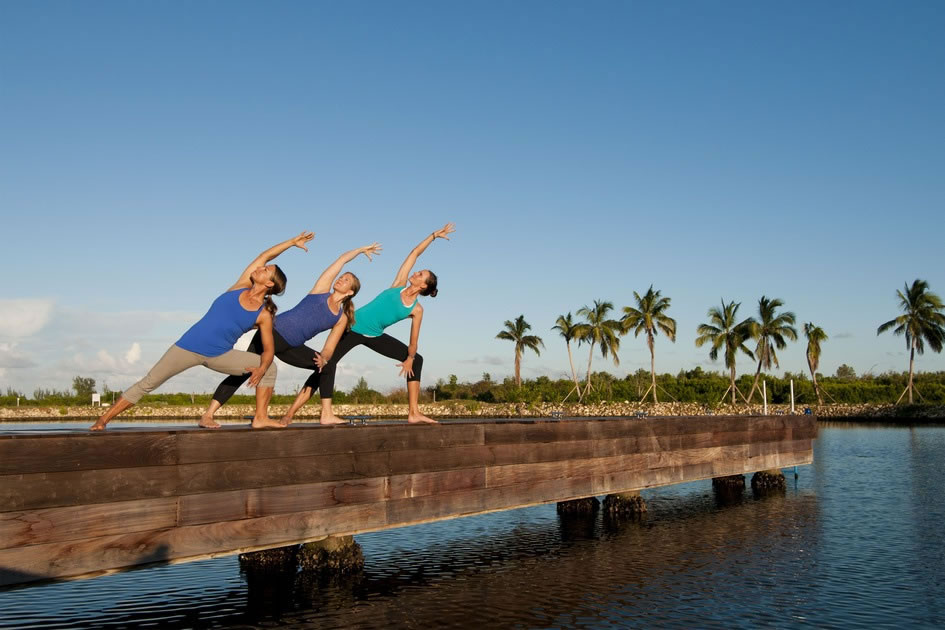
[310,331,423,398]
[212,329,320,405]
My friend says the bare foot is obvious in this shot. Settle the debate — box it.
[278,416,293,427]
[251,416,285,429]
[319,413,348,426]
[89,420,108,431]
[198,415,221,429]
[407,412,438,424]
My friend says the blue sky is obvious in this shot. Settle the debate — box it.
[2,1,943,397]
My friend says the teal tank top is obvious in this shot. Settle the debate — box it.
[351,286,416,337]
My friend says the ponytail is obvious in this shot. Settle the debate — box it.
[343,296,356,331]
[264,265,288,317]
[341,272,361,331]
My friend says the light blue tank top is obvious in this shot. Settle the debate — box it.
[176,290,262,357]
[351,286,416,337]
[275,293,341,347]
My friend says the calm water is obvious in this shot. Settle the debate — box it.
[1,423,944,629]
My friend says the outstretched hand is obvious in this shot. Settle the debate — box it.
[314,352,327,372]
[397,357,415,378]
[292,231,315,251]
[361,242,382,261]
[433,223,455,240]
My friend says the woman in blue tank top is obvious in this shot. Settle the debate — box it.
[198,242,382,428]
[90,232,314,431]
[282,223,455,425]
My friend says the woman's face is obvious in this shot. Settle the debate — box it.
[409,270,430,289]
[250,265,276,287]
[334,272,356,294]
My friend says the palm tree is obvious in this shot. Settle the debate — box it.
[695,300,755,405]
[621,286,676,403]
[574,300,623,396]
[877,279,945,404]
[804,323,828,405]
[552,312,583,401]
[745,296,797,404]
[496,315,544,387]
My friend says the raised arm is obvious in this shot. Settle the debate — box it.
[311,243,382,294]
[392,223,454,288]
[397,304,424,378]
[229,231,314,291]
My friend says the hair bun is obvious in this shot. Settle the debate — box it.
[430,288,438,298]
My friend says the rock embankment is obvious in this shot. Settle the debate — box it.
[2,401,942,421]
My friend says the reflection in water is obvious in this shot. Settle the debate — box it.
[908,429,945,623]
[1,426,944,628]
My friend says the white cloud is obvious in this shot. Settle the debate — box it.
[0,299,54,339]
[0,342,37,368]
[125,342,141,364]
[96,349,118,370]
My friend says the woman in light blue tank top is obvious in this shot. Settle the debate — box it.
[199,242,382,427]
[283,223,455,425]
[90,232,314,431]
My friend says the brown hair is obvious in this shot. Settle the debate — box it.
[262,265,287,316]
[341,273,361,330]
[420,270,438,297]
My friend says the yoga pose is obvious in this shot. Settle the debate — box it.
[282,223,454,425]
[199,242,382,428]
[90,232,314,431]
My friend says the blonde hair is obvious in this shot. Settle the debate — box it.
[341,272,361,330]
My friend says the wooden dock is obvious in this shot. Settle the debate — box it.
[0,415,816,587]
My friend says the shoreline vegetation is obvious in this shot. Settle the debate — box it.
[4,369,945,422]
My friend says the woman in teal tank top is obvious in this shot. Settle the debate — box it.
[90,232,314,431]
[282,223,455,425]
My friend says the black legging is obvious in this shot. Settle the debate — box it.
[211,329,320,404]
[311,331,423,398]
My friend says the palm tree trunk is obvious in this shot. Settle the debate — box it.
[730,365,737,406]
[808,354,823,405]
[648,332,658,403]
[584,341,596,395]
[747,358,763,404]
[566,341,581,401]
[514,348,522,387]
[908,342,915,404]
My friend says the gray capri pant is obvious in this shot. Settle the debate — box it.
[123,344,277,404]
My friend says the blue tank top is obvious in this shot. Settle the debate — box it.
[176,290,262,357]
[275,292,342,347]
[351,286,416,337]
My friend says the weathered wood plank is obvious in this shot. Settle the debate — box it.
[485,445,749,488]
[0,502,389,587]
[0,498,179,550]
[0,465,181,513]
[388,468,486,500]
[748,439,812,458]
[482,417,731,444]
[0,433,178,475]
[178,478,388,526]
[177,423,485,464]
